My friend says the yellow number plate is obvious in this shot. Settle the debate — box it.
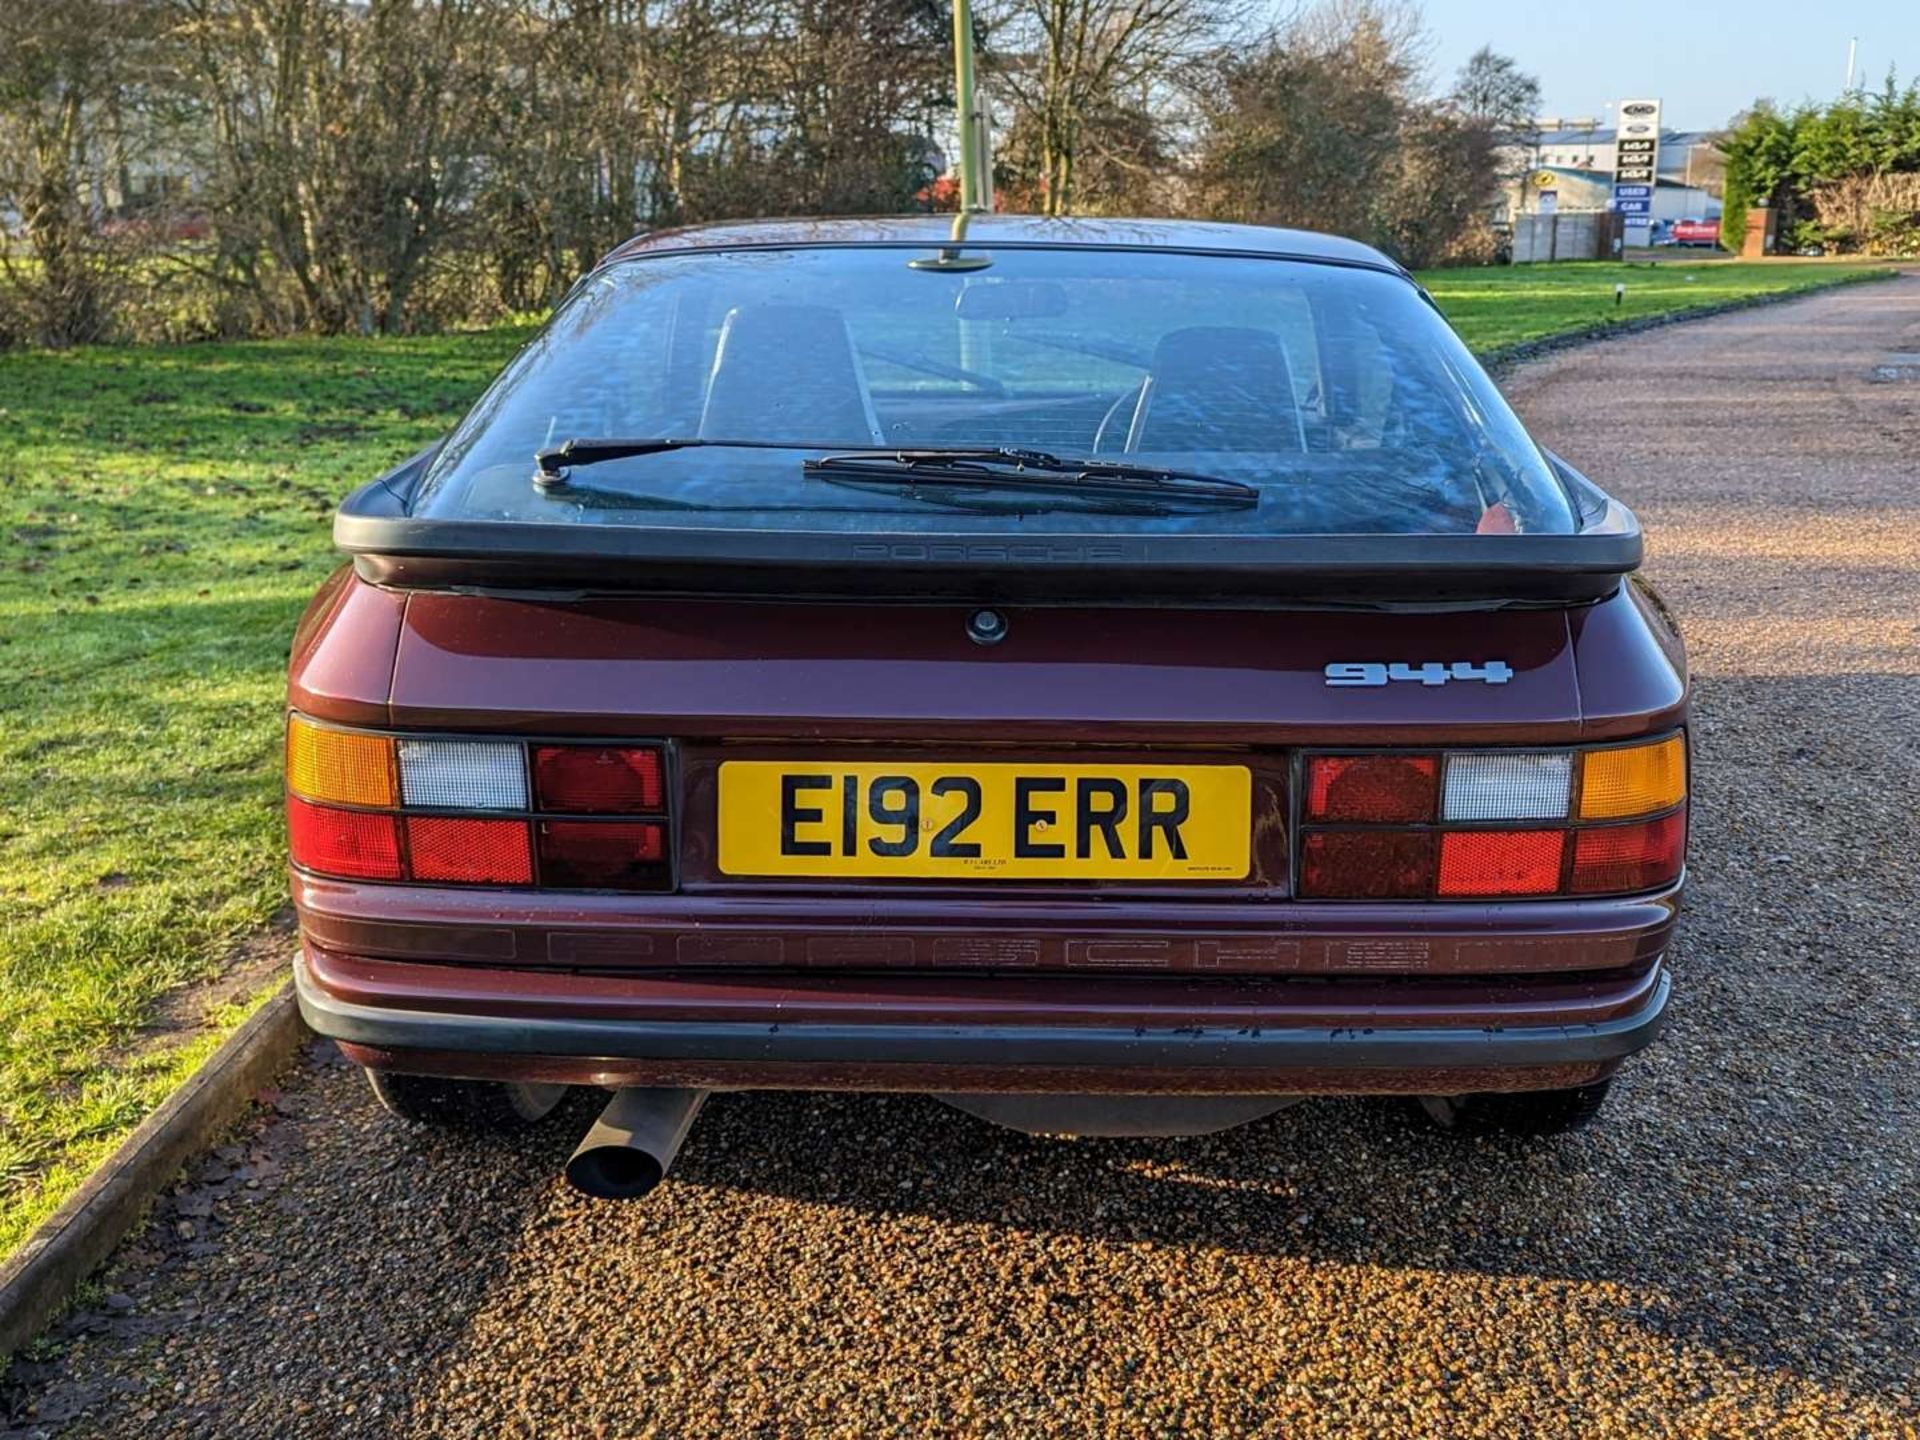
[718,762,1251,880]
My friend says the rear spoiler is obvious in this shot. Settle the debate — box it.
[335,448,1641,610]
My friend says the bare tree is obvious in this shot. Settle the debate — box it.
[171,0,513,333]
[986,0,1237,215]
[1449,44,1538,188]
[1374,110,1501,267]
[0,0,162,344]
[1191,0,1501,267]
[5,0,1525,341]
[731,0,949,216]
[475,0,946,313]
[1193,2,1417,238]
[1450,45,1538,132]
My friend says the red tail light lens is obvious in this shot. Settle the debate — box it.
[405,816,534,885]
[537,820,668,890]
[1570,809,1686,894]
[1437,829,1565,897]
[1299,830,1436,899]
[534,745,664,813]
[287,796,403,880]
[1304,755,1439,823]
[289,720,676,890]
[1298,736,1685,901]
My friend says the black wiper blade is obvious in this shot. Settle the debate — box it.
[533,438,1076,489]
[537,438,1090,478]
[535,438,1259,513]
[802,448,1260,511]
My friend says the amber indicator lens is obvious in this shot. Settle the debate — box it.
[405,816,534,885]
[1579,735,1685,820]
[286,718,396,808]
[287,796,403,880]
[1437,829,1566,896]
[534,746,664,813]
[1304,754,1439,823]
[537,821,668,890]
[1299,830,1436,899]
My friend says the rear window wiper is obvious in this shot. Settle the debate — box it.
[534,436,816,490]
[802,447,1260,513]
[534,438,1259,514]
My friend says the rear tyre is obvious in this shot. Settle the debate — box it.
[1414,1079,1614,1137]
[366,1070,566,1132]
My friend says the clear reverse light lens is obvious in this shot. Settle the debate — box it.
[396,739,528,811]
[1442,752,1571,822]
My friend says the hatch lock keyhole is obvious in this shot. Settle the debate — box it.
[967,608,1008,646]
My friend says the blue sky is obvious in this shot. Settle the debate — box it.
[1418,0,1920,130]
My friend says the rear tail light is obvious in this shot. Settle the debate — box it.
[1304,755,1437,822]
[287,719,396,808]
[533,745,663,812]
[1301,831,1436,899]
[285,715,670,891]
[405,816,535,885]
[1441,752,1570,821]
[1578,734,1685,819]
[1570,809,1687,894]
[287,795,403,880]
[537,821,668,889]
[396,739,528,810]
[1437,829,1565,896]
[1299,733,1685,900]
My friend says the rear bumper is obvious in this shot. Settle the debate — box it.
[291,871,1679,977]
[296,947,1670,1097]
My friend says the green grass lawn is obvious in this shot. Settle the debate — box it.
[0,255,1895,1266]
[1416,259,1891,353]
[0,330,529,1258]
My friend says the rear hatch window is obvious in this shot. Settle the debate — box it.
[411,246,1577,539]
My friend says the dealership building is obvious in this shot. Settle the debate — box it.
[1497,120,1724,235]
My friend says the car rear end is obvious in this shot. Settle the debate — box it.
[290,588,1683,1096]
[288,219,1686,1164]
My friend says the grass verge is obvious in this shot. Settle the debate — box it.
[0,330,528,1259]
[1416,258,1892,352]
[0,255,1892,1265]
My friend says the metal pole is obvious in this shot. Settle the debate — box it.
[952,0,984,213]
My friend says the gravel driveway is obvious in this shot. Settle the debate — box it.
[6,275,1919,1439]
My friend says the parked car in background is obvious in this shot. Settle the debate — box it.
[1664,219,1721,248]
[287,217,1687,1198]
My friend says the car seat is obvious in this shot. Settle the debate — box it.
[1125,326,1306,453]
[698,303,883,445]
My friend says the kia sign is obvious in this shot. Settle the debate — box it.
[1612,98,1662,235]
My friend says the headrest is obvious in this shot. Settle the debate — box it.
[698,303,881,444]
[1128,325,1303,453]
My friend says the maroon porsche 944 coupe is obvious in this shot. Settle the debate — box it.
[288,217,1686,1197]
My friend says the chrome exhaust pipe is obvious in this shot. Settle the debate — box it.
[564,1087,708,1200]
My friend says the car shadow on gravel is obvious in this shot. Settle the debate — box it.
[666,1042,1912,1401]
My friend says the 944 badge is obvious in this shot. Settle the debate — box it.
[1325,661,1514,687]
